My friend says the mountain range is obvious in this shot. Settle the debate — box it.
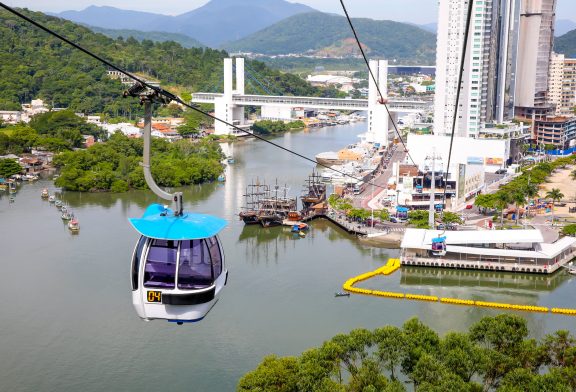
[224,12,436,64]
[87,26,205,48]
[54,0,315,47]
[554,28,576,57]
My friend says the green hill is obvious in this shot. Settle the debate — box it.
[224,12,436,65]
[0,9,339,115]
[555,29,576,57]
[86,26,206,48]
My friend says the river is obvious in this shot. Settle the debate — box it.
[2,122,576,391]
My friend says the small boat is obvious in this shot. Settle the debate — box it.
[61,211,72,221]
[291,223,309,232]
[48,195,56,203]
[55,200,62,208]
[9,196,15,203]
[68,219,80,233]
[61,206,68,214]
[41,188,49,199]
[335,292,350,297]
[217,174,226,182]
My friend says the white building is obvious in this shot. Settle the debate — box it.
[0,111,21,124]
[407,134,511,173]
[392,160,485,210]
[306,75,355,93]
[434,0,522,137]
[548,53,576,117]
[102,123,141,137]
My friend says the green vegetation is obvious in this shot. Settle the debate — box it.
[52,133,223,192]
[475,157,576,225]
[328,194,353,212]
[0,9,340,116]
[408,210,431,229]
[86,26,206,48]
[177,103,215,137]
[251,120,305,135]
[0,158,21,177]
[561,224,576,237]
[225,12,436,65]
[239,314,576,391]
[555,28,576,57]
[0,111,106,154]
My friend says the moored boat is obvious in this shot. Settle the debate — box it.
[68,219,80,233]
[315,151,344,166]
[41,188,49,199]
[48,195,56,203]
[61,211,72,221]
[55,200,62,208]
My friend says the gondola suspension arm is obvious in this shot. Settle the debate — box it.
[125,84,184,216]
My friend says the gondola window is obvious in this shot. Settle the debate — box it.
[131,236,148,290]
[178,240,213,289]
[144,239,178,289]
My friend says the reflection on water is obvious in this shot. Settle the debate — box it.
[400,267,570,292]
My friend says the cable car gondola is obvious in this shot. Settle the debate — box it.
[431,236,447,257]
[126,86,228,324]
[130,204,227,323]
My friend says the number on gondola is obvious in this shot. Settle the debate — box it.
[147,291,162,303]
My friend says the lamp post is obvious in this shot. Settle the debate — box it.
[371,173,375,229]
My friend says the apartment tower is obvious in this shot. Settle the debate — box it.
[434,0,521,137]
[515,0,557,110]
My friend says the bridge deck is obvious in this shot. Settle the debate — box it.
[192,93,430,112]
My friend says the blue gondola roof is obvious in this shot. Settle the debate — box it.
[432,236,447,243]
[129,204,227,240]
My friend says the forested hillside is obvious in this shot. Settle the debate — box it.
[555,28,576,57]
[86,26,206,48]
[225,12,436,64]
[0,8,339,115]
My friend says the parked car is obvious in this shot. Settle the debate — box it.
[495,169,507,174]
[465,204,473,209]
[390,216,399,223]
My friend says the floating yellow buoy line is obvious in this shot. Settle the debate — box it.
[343,259,576,316]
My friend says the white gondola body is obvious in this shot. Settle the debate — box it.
[129,204,228,323]
[131,236,227,323]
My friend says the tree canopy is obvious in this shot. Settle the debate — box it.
[239,315,576,392]
[52,132,223,192]
[0,158,22,177]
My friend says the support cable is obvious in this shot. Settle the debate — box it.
[339,0,418,168]
[244,62,284,96]
[0,3,388,191]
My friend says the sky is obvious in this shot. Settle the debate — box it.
[3,0,576,24]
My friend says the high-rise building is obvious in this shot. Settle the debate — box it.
[548,53,576,117]
[515,0,557,109]
[434,0,521,138]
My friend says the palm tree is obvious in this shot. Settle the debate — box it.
[511,191,526,225]
[494,192,511,227]
[522,183,539,217]
[545,188,564,225]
